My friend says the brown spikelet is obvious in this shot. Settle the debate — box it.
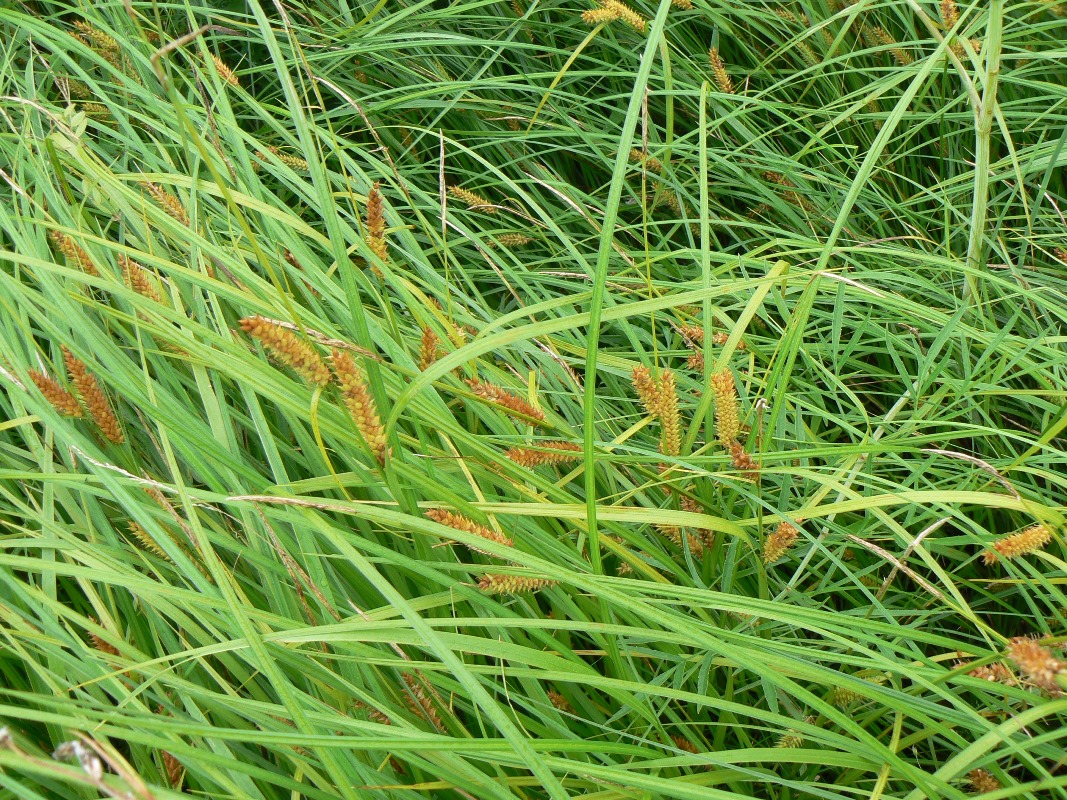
[240,317,331,386]
[658,525,706,557]
[402,674,446,732]
[773,7,800,24]
[1006,636,1065,693]
[708,48,735,94]
[49,231,99,277]
[670,734,698,754]
[162,751,184,788]
[425,508,513,553]
[582,6,622,25]
[263,145,310,171]
[331,349,388,464]
[210,53,239,87]
[968,661,1014,684]
[491,233,535,248]
[511,0,525,15]
[729,441,760,482]
[939,0,959,29]
[711,331,745,349]
[629,148,663,173]
[870,27,913,65]
[467,378,545,423]
[447,184,496,212]
[687,351,705,371]
[547,689,572,712]
[603,1,646,32]
[141,182,189,226]
[658,370,681,458]
[982,524,1052,565]
[632,365,661,414]
[419,326,441,371]
[366,182,388,265]
[764,521,799,563]
[710,370,739,447]
[678,324,705,343]
[87,618,120,656]
[505,440,583,468]
[965,769,1000,793]
[73,21,118,57]
[671,0,694,8]
[62,347,124,444]
[28,370,83,417]
[118,255,162,303]
[478,574,558,594]
[367,707,392,725]
[126,521,175,563]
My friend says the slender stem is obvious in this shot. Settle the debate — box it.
[964,1,1003,302]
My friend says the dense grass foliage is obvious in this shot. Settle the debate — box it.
[1,0,1066,797]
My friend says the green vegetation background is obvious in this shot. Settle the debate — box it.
[1,0,1066,797]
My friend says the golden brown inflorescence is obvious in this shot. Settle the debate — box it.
[87,618,120,656]
[240,316,332,386]
[763,521,799,564]
[478,574,558,595]
[425,508,513,554]
[119,255,162,302]
[582,1,646,31]
[505,440,583,468]
[126,521,174,563]
[141,182,189,226]
[448,185,495,212]
[547,689,572,712]
[419,326,441,371]
[402,673,446,732]
[467,378,546,423]
[162,751,184,788]
[965,768,1001,793]
[710,370,740,447]
[262,146,310,171]
[28,369,83,417]
[331,349,389,464]
[983,524,1053,565]
[868,26,913,66]
[729,440,760,482]
[492,233,535,248]
[629,148,663,173]
[1006,636,1065,693]
[708,48,735,94]
[366,182,388,264]
[658,525,709,557]
[631,366,681,457]
[50,231,99,277]
[62,347,124,443]
[210,53,240,87]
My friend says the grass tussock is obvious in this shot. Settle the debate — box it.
[1,1,1066,798]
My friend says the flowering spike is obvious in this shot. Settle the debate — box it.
[467,378,545,423]
[331,349,388,464]
[763,521,799,563]
[62,347,124,443]
[983,524,1052,565]
[28,369,83,417]
[425,508,512,554]
[478,574,557,594]
[240,316,331,386]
